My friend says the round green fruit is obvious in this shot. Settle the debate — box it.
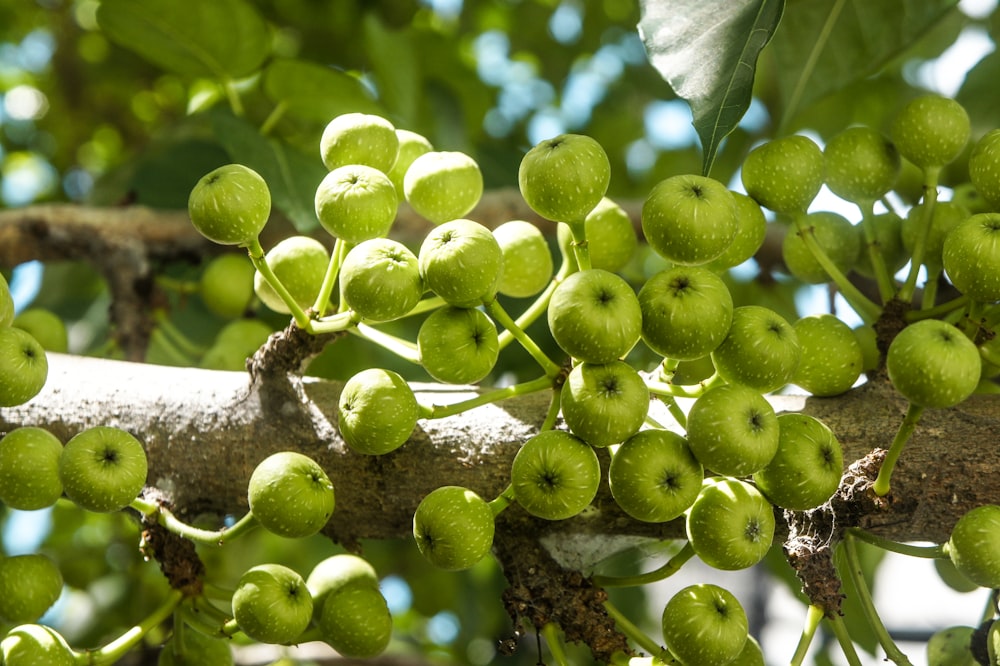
[559,360,649,447]
[314,164,398,243]
[729,635,766,666]
[969,128,1000,211]
[823,126,901,204]
[318,581,393,658]
[686,477,775,571]
[753,413,843,510]
[247,451,335,538]
[0,272,13,327]
[418,219,503,307]
[609,429,703,523]
[510,430,601,521]
[661,584,748,666]
[59,426,147,513]
[518,133,610,222]
[387,128,433,197]
[412,485,495,571]
[792,314,863,396]
[0,554,63,623]
[320,112,398,173]
[0,326,48,407]
[781,211,860,284]
[933,557,979,594]
[943,213,1000,303]
[232,563,313,645]
[886,319,980,409]
[338,368,418,455]
[0,427,63,511]
[704,192,768,272]
[306,554,379,619]
[404,151,483,225]
[199,254,255,319]
[711,305,801,393]
[889,95,970,170]
[685,383,779,477]
[188,164,271,246]
[493,220,554,298]
[417,306,498,384]
[200,319,273,371]
[12,309,67,354]
[0,624,76,666]
[340,238,423,322]
[638,265,733,361]
[581,197,639,272]
[253,236,330,315]
[641,174,738,265]
[926,625,977,666]
[547,268,641,364]
[741,135,824,215]
[945,503,1000,588]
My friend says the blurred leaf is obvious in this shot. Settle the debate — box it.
[97,0,270,79]
[131,139,231,209]
[210,109,326,233]
[262,58,383,124]
[639,0,784,176]
[363,13,420,126]
[771,0,960,129]
[957,50,1000,136]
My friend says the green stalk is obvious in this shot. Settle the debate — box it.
[920,266,941,311]
[645,374,723,400]
[148,328,197,366]
[540,385,563,432]
[310,309,361,334]
[489,484,516,517]
[420,375,553,419]
[602,598,664,657]
[259,101,287,136]
[498,250,574,352]
[351,323,420,364]
[898,167,941,304]
[857,199,896,303]
[246,239,312,330]
[131,498,259,546]
[78,590,183,665]
[844,528,946,558]
[826,611,864,666]
[154,274,200,295]
[872,402,925,497]
[905,294,968,322]
[790,604,825,666]
[485,298,562,378]
[152,311,208,358]
[564,218,592,271]
[313,238,350,317]
[656,394,688,430]
[591,542,695,588]
[542,623,571,666]
[223,78,244,117]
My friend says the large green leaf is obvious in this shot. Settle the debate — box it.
[96,0,270,79]
[771,0,960,129]
[210,110,326,233]
[639,0,784,176]
[262,59,383,124]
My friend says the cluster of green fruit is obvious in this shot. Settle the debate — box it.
[0,275,51,410]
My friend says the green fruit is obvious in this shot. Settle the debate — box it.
[493,220,554,298]
[686,477,775,571]
[0,272,13,327]
[661,584,748,666]
[969,129,1000,211]
[0,624,76,666]
[853,324,880,373]
[704,192,768,272]
[889,95,970,170]
[413,485,495,571]
[753,413,843,510]
[729,635,766,666]
[320,112,398,173]
[951,182,992,215]
[741,135,824,214]
[157,629,234,666]
[59,426,147,513]
[902,200,968,271]
[641,174,738,265]
[314,164,398,243]
[387,128,433,197]
[854,211,908,279]
[253,236,330,315]
[685,383,779,477]
[0,554,63,623]
[12,309,67,354]
[247,451,335,538]
[609,429,703,523]
[638,265,733,361]
[0,327,48,407]
[200,319,272,371]
[669,354,718,386]
[711,305,801,393]
[781,211,860,284]
[417,306,498,384]
[886,319,980,409]
[933,557,979,594]
[404,151,483,224]
[306,554,379,619]
[943,213,1000,303]
[823,126,901,203]
[510,430,601,521]
[418,219,503,307]
[792,314,863,396]
[199,254,255,319]
[547,268,642,364]
[945,504,1000,588]
[340,238,423,322]
[926,625,977,666]
[0,427,63,511]
[338,368,418,455]
[188,164,271,246]
[318,581,393,658]
[581,197,639,272]
[559,360,649,447]
[518,133,610,222]
[232,563,313,645]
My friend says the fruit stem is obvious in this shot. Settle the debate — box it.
[654,394,688,430]
[541,622,571,666]
[898,167,941,304]
[131,498,260,546]
[825,610,865,666]
[484,298,562,379]
[904,294,968,322]
[844,527,946,558]
[309,309,361,334]
[645,373,723,400]
[223,78,244,117]
[857,199,897,304]
[351,323,421,364]
[154,274,200,295]
[77,589,184,665]
[541,385,564,431]
[871,402,925,497]
[602,597,664,657]
[151,310,208,358]
[313,238,350,317]
[246,239,313,331]
[591,542,695,588]
[791,212,882,324]
[564,218,592,271]
[497,251,574,352]
[790,604,824,666]
[259,101,287,136]
[489,484,516,517]
[960,299,987,342]
[176,597,231,637]
[920,266,941,311]
[421,375,553,419]
[841,534,915,666]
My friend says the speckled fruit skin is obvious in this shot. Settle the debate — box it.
[641,174,737,265]
[969,129,1000,211]
[559,360,649,448]
[404,151,483,225]
[581,197,639,272]
[0,272,14,327]
[781,211,860,284]
[792,314,863,397]
[518,133,610,222]
[0,427,63,511]
[412,485,495,571]
[730,635,766,666]
[686,477,775,571]
[824,126,901,204]
[547,268,641,364]
[890,95,970,170]
[753,413,843,510]
[638,265,733,361]
[418,219,503,308]
[387,128,433,197]
[338,368,418,455]
[741,135,824,214]
[609,429,703,523]
[1,624,76,665]
[945,504,1000,588]
[417,306,498,384]
[232,563,313,645]
[0,554,63,623]
[0,326,48,407]
[661,584,748,666]
[510,430,601,521]
[188,164,271,247]
[493,220,554,298]
[314,164,398,243]
[247,451,335,538]
[340,238,423,322]
[886,319,980,409]
[685,383,779,478]
[59,426,147,513]
[318,581,393,658]
[943,213,1000,303]
[705,192,768,272]
[925,625,977,666]
[253,236,330,315]
[711,305,801,393]
[320,112,398,172]
[306,554,379,619]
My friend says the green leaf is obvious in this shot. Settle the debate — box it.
[363,13,420,127]
[639,0,784,176]
[262,59,383,124]
[210,109,326,233]
[96,0,270,79]
[957,50,1000,135]
[771,0,960,129]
